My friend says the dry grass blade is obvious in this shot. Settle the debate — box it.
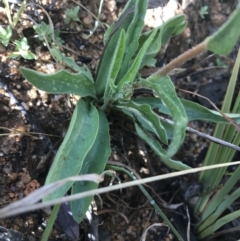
[158,116,240,151]
[0,126,60,138]
[1,162,240,219]
[0,174,102,218]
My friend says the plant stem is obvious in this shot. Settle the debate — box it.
[41,204,60,241]
[153,42,207,77]
[12,1,26,29]
[3,0,13,28]
[106,162,185,241]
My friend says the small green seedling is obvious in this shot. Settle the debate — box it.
[8,37,35,60]
[64,6,80,29]
[199,5,209,19]
[0,0,35,60]
[33,22,64,47]
[0,25,12,46]
[216,58,228,68]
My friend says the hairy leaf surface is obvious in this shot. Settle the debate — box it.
[103,30,126,103]
[21,68,96,98]
[71,110,111,223]
[140,76,188,158]
[134,97,240,124]
[43,99,99,201]
[116,0,147,81]
[135,123,191,170]
[117,28,157,88]
[206,5,240,55]
[115,100,167,144]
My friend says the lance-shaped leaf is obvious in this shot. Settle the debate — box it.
[95,0,136,96]
[103,0,136,45]
[115,100,167,144]
[134,97,240,124]
[180,99,240,123]
[116,0,148,82]
[20,67,96,98]
[199,209,240,239]
[50,47,94,76]
[43,99,99,201]
[140,76,188,158]
[71,110,111,223]
[198,185,240,235]
[117,28,157,88]
[103,30,126,103]
[135,123,191,171]
[137,15,186,69]
[205,4,240,55]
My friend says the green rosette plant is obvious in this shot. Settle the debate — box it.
[20,0,240,235]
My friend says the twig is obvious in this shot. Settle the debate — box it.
[178,88,240,131]
[158,116,240,151]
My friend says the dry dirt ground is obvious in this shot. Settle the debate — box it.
[0,0,239,240]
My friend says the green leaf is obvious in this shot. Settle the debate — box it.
[205,4,240,55]
[134,97,240,124]
[53,29,64,46]
[43,99,99,201]
[115,100,167,144]
[15,37,29,51]
[71,110,111,223]
[117,28,157,88]
[109,30,126,82]
[50,47,63,64]
[116,0,148,81]
[199,208,240,239]
[193,50,240,225]
[135,123,191,170]
[103,30,126,103]
[103,0,137,45]
[20,67,96,98]
[181,99,240,123]
[140,76,188,158]
[73,6,80,16]
[50,47,93,74]
[0,25,12,46]
[65,6,80,24]
[33,21,52,42]
[95,0,136,96]
[137,15,186,69]
[161,15,186,44]
[13,38,36,60]
[199,6,209,19]
[19,51,36,60]
[198,185,240,235]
